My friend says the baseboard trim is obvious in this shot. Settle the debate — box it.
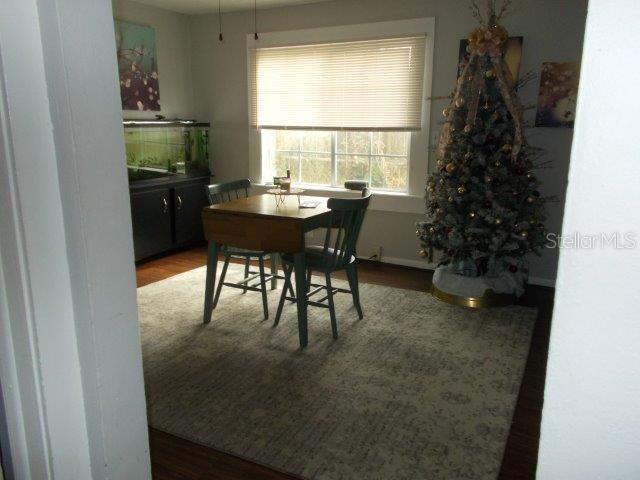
[358,255,556,288]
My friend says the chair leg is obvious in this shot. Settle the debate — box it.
[346,263,363,319]
[274,264,293,326]
[213,255,230,309]
[258,256,269,320]
[306,269,312,292]
[242,257,250,294]
[325,272,338,339]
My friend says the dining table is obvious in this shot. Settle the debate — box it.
[201,193,332,348]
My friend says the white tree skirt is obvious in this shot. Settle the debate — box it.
[433,264,527,298]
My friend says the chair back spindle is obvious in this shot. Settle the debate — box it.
[321,189,371,269]
[205,179,251,206]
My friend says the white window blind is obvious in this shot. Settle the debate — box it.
[249,36,426,131]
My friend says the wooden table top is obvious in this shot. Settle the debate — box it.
[202,194,331,221]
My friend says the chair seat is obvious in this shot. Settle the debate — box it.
[282,246,355,269]
[222,245,266,257]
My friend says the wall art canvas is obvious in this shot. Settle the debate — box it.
[535,62,580,128]
[458,36,523,85]
[114,20,161,111]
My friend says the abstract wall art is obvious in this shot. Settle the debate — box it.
[114,20,161,111]
[535,62,580,128]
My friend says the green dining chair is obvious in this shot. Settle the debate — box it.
[274,188,371,339]
[205,179,290,320]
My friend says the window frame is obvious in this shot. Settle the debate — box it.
[247,17,435,205]
[261,130,411,193]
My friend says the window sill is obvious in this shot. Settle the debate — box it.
[251,183,425,214]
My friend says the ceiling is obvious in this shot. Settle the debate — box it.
[132,0,336,15]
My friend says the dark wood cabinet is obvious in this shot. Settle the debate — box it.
[129,176,209,262]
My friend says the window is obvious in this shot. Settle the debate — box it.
[247,19,435,200]
[262,130,410,192]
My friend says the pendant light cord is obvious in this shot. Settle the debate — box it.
[254,0,259,40]
[218,0,223,41]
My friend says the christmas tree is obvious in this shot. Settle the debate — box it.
[417,1,547,282]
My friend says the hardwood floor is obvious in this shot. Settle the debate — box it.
[137,247,553,480]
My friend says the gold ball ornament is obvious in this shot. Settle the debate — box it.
[437,159,445,168]
[442,107,451,117]
[429,227,435,234]
[418,250,428,258]
[457,185,467,195]
[436,208,444,215]
[485,69,496,79]
[445,162,457,173]
[469,211,476,218]
[484,175,493,183]
[455,97,466,108]
[527,196,536,204]
[495,218,503,225]
[520,231,529,239]
[502,143,513,153]
[448,196,454,203]
[415,229,421,237]
[464,124,473,134]
[427,185,435,193]
[495,161,502,167]
[464,151,473,160]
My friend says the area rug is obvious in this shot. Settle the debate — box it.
[137,264,536,480]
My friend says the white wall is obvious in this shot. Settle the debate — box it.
[188,0,587,284]
[0,0,151,478]
[113,0,195,119]
[537,0,640,478]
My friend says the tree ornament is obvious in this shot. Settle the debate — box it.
[429,226,436,234]
[446,162,457,173]
[527,196,536,203]
[443,107,451,117]
[485,69,496,78]
[508,265,518,273]
[418,249,428,258]
[430,201,438,210]
[484,175,493,183]
[415,229,421,237]
[437,159,445,169]
[436,208,444,215]
[495,161,502,167]
[448,196,454,203]
[464,151,472,160]
[457,185,467,195]
[502,143,513,153]
[469,211,476,218]
[455,97,466,108]
[495,218,503,225]
[427,185,435,193]
[520,231,529,239]
[464,124,474,134]
[447,248,455,257]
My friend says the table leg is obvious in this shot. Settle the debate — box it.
[203,241,219,324]
[293,252,308,348]
[270,253,278,290]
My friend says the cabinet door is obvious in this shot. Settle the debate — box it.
[174,183,208,246]
[130,188,173,261]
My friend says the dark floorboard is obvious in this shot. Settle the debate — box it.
[137,247,553,480]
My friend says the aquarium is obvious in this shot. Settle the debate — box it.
[124,120,210,182]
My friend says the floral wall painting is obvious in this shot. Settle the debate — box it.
[114,20,161,111]
[458,36,523,85]
[535,62,580,128]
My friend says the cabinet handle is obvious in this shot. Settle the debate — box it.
[177,195,183,210]
[162,197,168,213]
